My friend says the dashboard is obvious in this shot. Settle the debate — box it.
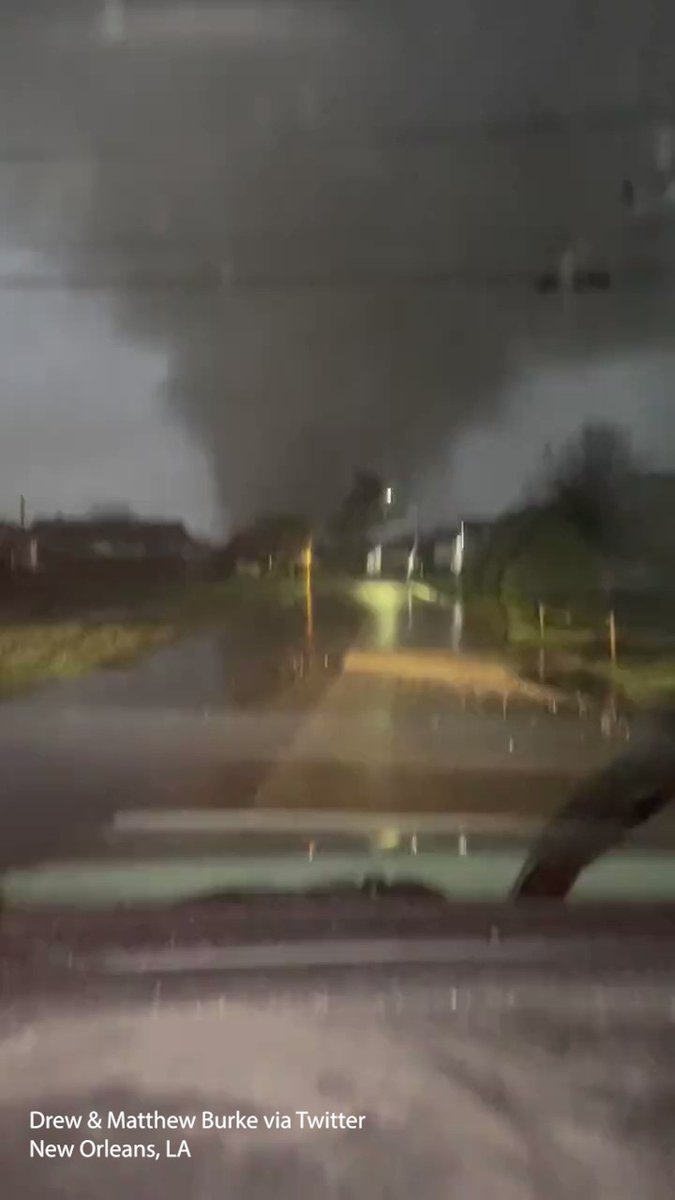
[3,909,675,1199]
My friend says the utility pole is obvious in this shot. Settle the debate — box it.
[19,495,26,529]
[303,538,314,642]
[608,609,617,665]
[407,504,419,581]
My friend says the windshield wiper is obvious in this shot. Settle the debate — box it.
[513,711,675,901]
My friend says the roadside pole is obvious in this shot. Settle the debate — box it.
[608,609,617,665]
[303,539,314,642]
[406,504,419,582]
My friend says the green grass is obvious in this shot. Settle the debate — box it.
[151,574,304,624]
[586,657,675,704]
[501,603,675,705]
[422,576,507,640]
[0,622,175,693]
[423,572,675,708]
[7,570,672,708]
[0,575,309,695]
[504,604,597,649]
[517,642,675,705]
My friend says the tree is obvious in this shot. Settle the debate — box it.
[234,513,310,564]
[87,503,138,519]
[543,422,638,553]
[332,471,385,539]
[502,515,603,607]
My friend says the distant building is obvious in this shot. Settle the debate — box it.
[426,527,460,572]
[30,516,200,564]
[0,523,39,574]
[421,519,494,577]
[366,544,382,576]
[380,535,417,578]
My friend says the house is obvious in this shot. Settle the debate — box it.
[420,519,494,577]
[418,525,461,574]
[0,523,39,574]
[376,535,417,578]
[31,516,200,564]
[211,530,271,579]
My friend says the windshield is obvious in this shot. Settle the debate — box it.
[1,1,675,900]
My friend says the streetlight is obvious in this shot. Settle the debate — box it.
[384,486,393,506]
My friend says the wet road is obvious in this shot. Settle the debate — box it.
[0,581,642,871]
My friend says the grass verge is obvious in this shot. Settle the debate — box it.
[418,575,675,707]
[572,655,675,705]
[502,606,675,705]
[0,622,175,693]
[0,574,307,696]
[504,603,596,649]
[148,574,304,625]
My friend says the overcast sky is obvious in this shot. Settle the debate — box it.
[0,257,216,532]
[3,284,674,535]
[419,344,675,523]
[1,2,674,538]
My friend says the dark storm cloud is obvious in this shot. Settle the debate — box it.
[2,1,675,529]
